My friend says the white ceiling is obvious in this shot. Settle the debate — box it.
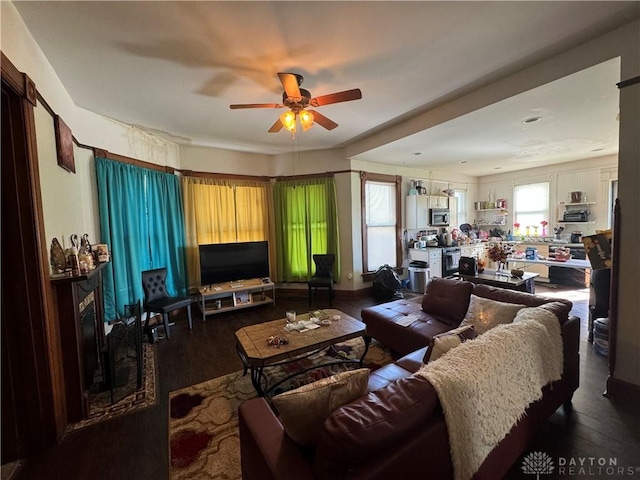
[12,1,639,176]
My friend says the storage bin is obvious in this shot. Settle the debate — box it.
[593,317,609,356]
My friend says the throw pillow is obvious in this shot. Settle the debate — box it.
[459,294,526,334]
[422,325,476,364]
[271,368,370,447]
[421,277,474,325]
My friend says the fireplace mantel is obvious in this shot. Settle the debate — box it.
[51,262,107,422]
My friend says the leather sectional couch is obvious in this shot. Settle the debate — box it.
[239,278,580,480]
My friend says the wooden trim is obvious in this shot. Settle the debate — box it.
[275,172,335,181]
[2,53,66,452]
[360,172,403,274]
[186,170,270,182]
[608,198,620,378]
[1,51,24,95]
[94,150,168,173]
[617,76,640,89]
[35,91,55,116]
[605,376,640,403]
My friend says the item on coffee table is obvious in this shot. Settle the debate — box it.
[267,335,289,348]
[511,269,524,278]
[286,310,296,323]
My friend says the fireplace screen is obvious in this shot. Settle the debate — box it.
[104,302,143,404]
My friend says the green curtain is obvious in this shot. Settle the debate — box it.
[273,177,340,282]
[95,157,187,320]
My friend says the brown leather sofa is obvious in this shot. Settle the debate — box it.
[239,278,580,480]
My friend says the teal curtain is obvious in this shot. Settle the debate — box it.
[95,157,187,320]
[273,177,340,282]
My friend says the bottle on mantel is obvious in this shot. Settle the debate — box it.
[68,246,81,276]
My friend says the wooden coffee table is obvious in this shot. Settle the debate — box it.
[235,309,369,396]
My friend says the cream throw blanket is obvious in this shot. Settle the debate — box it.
[415,307,563,480]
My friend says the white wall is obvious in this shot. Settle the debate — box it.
[179,145,273,176]
[475,156,618,237]
[34,103,101,250]
[3,1,182,263]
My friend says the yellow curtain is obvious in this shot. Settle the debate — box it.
[181,176,270,289]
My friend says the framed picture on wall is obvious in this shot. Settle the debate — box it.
[54,115,75,173]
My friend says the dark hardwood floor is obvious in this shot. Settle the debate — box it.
[12,285,640,480]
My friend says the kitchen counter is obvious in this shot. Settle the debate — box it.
[507,258,590,270]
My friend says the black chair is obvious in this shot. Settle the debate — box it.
[308,254,335,307]
[141,268,192,340]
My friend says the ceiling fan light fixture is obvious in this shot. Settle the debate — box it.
[299,109,314,131]
[280,111,297,132]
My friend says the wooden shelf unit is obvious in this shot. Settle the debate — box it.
[197,278,275,319]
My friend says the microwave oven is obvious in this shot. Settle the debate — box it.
[430,208,450,226]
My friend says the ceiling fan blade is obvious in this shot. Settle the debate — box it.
[268,119,284,133]
[230,103,282,109]
[309,110,338,130]
[311,88,362,107]
[278,72,301,99]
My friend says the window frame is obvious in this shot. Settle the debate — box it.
[513,181,550,232]
[360,172,402,275]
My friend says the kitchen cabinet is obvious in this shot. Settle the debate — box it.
[409,248,443,278]
[429,196,449,208]
[406,195,429,229]
[406,195,450,229]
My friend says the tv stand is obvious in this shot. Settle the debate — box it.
[197,278,275,320]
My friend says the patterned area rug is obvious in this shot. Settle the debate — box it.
[168,338,393,480]
[66,343,157,432]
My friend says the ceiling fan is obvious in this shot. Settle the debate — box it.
[229,72,362,133]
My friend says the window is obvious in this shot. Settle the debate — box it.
[361,173,401,273]
[454,189,467,225]
[513,182,550,232]
[273,177,340,282]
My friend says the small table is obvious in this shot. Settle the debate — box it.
[235,309,369,396]
[455,270,539,293]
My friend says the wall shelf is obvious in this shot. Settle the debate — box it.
[557,221,596,225]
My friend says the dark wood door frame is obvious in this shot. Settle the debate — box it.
[1,51,66,463]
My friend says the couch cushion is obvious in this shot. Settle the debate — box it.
[395,346,429,373]
[459,294,526,334]
[368,363,413,392]
[362,299,451,355]
[314,375,439,479]
[423,324,477,363]
[421,277,474,325]
[471,284,573,322]
[272,369,369,447]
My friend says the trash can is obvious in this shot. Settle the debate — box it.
[408,261,430,294]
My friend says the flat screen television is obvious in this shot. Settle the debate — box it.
[199,241,269,286]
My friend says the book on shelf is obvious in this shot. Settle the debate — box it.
[233,291,252,306]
